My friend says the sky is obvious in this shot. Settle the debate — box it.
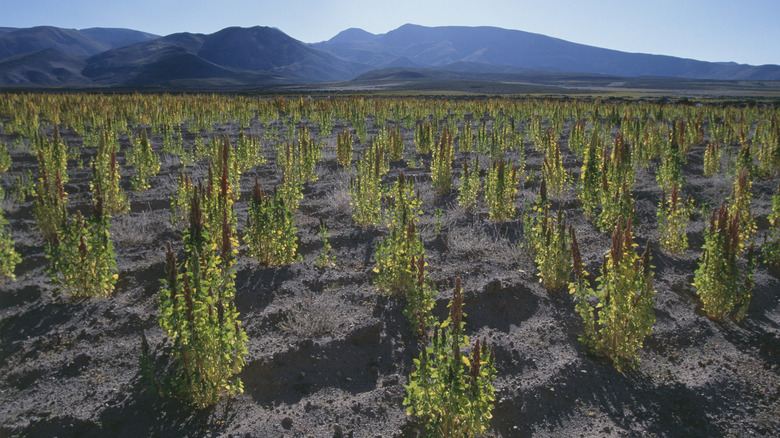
[2,0,779,66]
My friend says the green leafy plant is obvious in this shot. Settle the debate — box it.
[459,117,473,153]
[49,195,117,298]
[170,171,194,228]
[9,169,36,203]
[529,202,571,292]
[0,205,20,280]
[404,278,496,437]
[485,155,519,222]
[90,129,128,215]
[374,173,423,295]
[703,141,721,177]
[33,131,69,246]
[128,128,160,192]
[693,203,756,322]
[349,141,385,227]
[656,126,686,192]
[541,132,568,199]
[729,167,756,253]
[657,184,692,255]
[158,192,247,408]
[415,119,434,155]
[762,182,780,269]
[244,179,299,266]
[0,141,10,174]
[579,129,602,217]
[597,177,635,233]
[457,155,480,213]
[315,219,335,268]
[569,218,656,371]
[431,127,455,195]
[337,128,353,169]
[434,208,443,236]
[405,254,436,338]
[279,141,305,213]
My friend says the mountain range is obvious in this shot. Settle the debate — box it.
[0,24,778,89]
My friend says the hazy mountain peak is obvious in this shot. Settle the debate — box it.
[327,28,376,43]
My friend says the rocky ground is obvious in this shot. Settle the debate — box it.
[1,110,779,437]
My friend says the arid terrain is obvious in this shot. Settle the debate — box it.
[1,95,779,437]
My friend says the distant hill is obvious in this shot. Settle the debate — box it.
[0,26,108,59]
[78,27,159,50]
[82,26,364,87]
[315,24,780,81]
[0,48,87,86]
[0,23,778,88]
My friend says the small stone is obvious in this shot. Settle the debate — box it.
[382,375,399,387]
[333,424,343,437]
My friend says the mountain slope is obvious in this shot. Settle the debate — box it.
[0,26,108,59]
[83,26,366,86]
[78,28,160,50]
[196,26,365,81]
[0,49,88,86]
[315,24,780,80]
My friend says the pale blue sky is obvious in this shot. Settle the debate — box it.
[2,0,778,66]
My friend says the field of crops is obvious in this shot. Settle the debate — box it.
[1,93,778,437]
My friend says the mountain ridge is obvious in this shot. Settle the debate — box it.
[0,23,778,89]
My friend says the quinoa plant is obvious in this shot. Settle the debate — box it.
[459,117,473,153]
[244,179,298,266]
[315,219,335,268]
[657,184,692,255]
[531,204,571,292]
[703,142,721,177]
[49,195,117,298]
[387,124,404,161]
[597,177,635,233]
[336,128,353,169]
[349,141,385,227]
[374,173,423,295]
[278,141,305,214]
[33,131,69,245]
[203,139,238,253]
[762,182,780,269]
[128,128,160,192]
[656,126,685,192]
[458,155,480,213]
[158,193,247,408]
[0,205,20,280]
[431,127,455,195]
[90,129,128,215]
[405,254,436,338]
[0,141,10,174]
[404,278,497,437]
[728,167,756,253]
[568,119,587,158]
[693,203,756,322]
[579,129,602,217]
[170,171,194,228]
[541,137,568,199]
[415,119,434,155]
[569,219,655,371]
[485,155,519,222]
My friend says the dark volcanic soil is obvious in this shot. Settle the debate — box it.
[1,103,779,438]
